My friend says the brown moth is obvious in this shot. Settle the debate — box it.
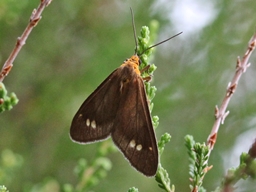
[70,8,182,176]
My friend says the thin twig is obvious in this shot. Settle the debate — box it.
[207,32,256,149]
[0,0,52,82]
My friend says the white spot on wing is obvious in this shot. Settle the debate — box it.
[136,144,142,151]
[86,119,90,127]
[129,140,136,148]
[91,120,96,129]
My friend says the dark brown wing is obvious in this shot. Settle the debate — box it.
[111,72,158,176]
[70,69,123,143]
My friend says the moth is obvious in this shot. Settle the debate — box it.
[70,9,182,176]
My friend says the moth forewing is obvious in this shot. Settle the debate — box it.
[70,69,122,143]
[111,68,158,176]
[70,55,158,176]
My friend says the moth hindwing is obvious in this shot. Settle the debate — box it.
[70,54,158,176]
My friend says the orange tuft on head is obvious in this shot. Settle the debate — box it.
[121,55,141,75]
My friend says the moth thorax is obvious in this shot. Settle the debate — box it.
[121,55,141,76]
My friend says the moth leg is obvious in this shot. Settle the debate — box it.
[140,65,152,82]
[140,65,150,73]
[142,76,151,82]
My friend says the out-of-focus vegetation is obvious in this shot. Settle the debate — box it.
[1,0,256,191]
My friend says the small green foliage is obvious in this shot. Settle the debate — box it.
[148,20,159,44]
[137,24,159,129]
[137,20,159,66]
[148,64,157,74]
[0,82,19,113]
[137,26,151,60]
[185,135,196,175]
[155,164,175,192]
[68,140,114,192]
[155,133,173,192]
[248,159,256,179]
[73,158,88,178]
[145,82,157,101]
[73,157,112,191]
[137,26,158,75]
[158,133,171,156]
[220,145,256,191]
[0,185,8,192]
[198,187,207,192]
[185,135,210,191]
[127,187,139,192]
[152,115,159,129]
[96,140,117,157]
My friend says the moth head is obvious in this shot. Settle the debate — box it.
[121,55,141,76]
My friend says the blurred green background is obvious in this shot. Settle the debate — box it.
[1,0,256,191]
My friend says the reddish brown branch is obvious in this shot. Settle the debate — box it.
[207,32,256,149]
[0,0,52,82]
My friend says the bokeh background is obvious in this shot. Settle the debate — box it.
[1,0,256,191]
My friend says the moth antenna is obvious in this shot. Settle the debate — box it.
[130,7,138,54]
[139,31,183,56]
